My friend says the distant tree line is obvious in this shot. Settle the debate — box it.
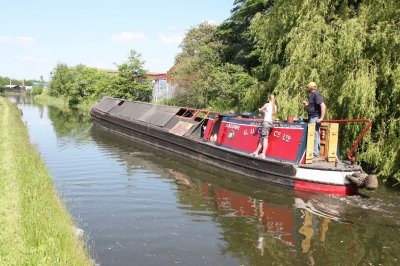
[48,50,152,106]
[169,0,400,182]
[0,76,39,87]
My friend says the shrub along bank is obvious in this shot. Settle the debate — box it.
[34,90,96,112]
[0,97,91,265]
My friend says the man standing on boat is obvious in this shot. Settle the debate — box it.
[252,95,277,159]
[303,82,326,160]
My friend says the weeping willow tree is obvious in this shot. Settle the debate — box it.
[171,0,399,181]
[248,0,400,181]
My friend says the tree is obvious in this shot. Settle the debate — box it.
[172,22,256,110]
[48,63,76,97]
[112,50,152,101]
[66,64,110,105]
[249,0,400,181]
[209,64,257,112]
[171,22,218,108]
[217,0,273,72]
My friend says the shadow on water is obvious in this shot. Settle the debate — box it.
[8,94,400,266]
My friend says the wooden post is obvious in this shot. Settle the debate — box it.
[306,123,315,164]
[327,123,339,162]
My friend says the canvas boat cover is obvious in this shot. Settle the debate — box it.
[93,96,123,113]
[94,97,180,128]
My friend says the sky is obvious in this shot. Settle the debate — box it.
[0,0,234,81]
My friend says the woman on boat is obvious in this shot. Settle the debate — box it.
[252,95,277,159]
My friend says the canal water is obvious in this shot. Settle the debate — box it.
[8,95,400,266]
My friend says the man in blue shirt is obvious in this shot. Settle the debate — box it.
[303,82,326,160]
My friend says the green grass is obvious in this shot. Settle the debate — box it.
[75,98,98,111]
[0,97,92,265]
[34,92,96,112]
[34,91,68,109]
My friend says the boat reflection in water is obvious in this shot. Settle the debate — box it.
[91,126,359,265]
[198,184,337,261]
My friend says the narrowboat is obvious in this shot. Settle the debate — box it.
[90,97,377,196]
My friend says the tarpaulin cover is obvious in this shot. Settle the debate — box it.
[107,100,180,128]
[164,116,182,130]
[109,101,150,120]
[137,104,180,127]
[93,96,123,113]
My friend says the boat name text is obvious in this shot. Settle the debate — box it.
[225,123,241,130]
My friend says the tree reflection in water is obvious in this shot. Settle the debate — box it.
[47,105,92,139]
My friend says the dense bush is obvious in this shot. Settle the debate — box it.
[31,86,43,95]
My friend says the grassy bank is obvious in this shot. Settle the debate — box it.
[0,97,91,265]
[34,91,68,109]
[34,92,96,112]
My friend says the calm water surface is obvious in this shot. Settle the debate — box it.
[8,95,400,266]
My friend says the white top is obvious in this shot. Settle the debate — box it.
[263,103,275,122]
